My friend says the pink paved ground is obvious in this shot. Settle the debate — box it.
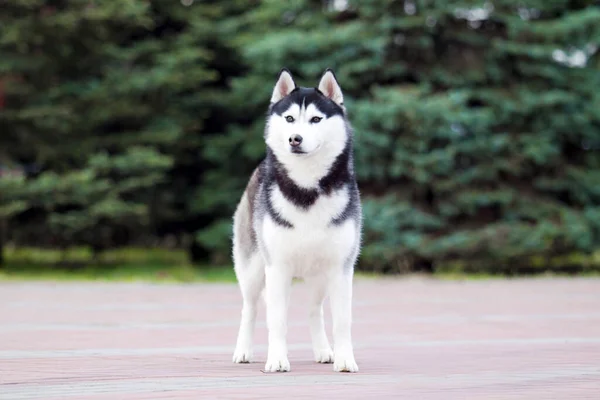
[1,277,599,399]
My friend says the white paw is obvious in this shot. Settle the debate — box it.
[333,351,359,372]
[264,353,291,372]
[314,347,334,363]
[232,346,252,363]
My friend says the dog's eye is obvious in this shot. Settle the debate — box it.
[310,116,323,123]
[285,116,295,123]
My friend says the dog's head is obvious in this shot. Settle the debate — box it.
[265,69,347,161]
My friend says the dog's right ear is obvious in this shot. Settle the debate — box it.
[271,68,296,104]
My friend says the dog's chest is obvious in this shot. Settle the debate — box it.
[262,185,357,273]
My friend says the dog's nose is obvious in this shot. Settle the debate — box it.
[289,134,303,147]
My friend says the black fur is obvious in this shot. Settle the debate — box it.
[260,133,358,229]
[258,159,294,229]
[269,87,344,119]
[270,149,318,209]
[330,179,359,226]
[258,84,360,229]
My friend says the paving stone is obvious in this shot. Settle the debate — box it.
[0,277,599,399]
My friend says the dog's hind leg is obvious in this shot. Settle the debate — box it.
[232,253,264,363]
[232,169,264,364]
[305,276,334,363]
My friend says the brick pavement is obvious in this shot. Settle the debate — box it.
[0,277,599,399]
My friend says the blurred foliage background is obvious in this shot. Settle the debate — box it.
[1,0,600,277]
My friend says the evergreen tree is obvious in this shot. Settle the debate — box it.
[1,0,172,253]
[0,0,244,259]
[203,0,600,272]
[0,171,28,266]
[2,0,599,272]
[348,0,600,271]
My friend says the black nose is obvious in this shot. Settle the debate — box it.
[289,134,303,147]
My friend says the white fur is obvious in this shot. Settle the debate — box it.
[232,252,264,364]
[266,104,347,188]
[233,70,359,373]
[271,70,295,103]
[318,70,344,107]
[267,185,355,277]
[260,189,359,372]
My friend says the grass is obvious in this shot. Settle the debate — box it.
[433,270,600,281]
[0,263,238,283]
[432,251,600,280]
[0,247,396,283]
[2,246,600,283]
[0,247,237,283]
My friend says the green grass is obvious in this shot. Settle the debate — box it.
[2,246,600,283]
[432,251,600,280]
[0,247,237,283]
[433,270,600,281]
[0,263,238,283]
[0,247,391,283]
[5,246,189,265]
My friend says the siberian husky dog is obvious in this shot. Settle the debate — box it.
[231,69,361,373]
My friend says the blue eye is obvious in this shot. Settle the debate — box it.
[285,116,295,123]
[310,116,322,123]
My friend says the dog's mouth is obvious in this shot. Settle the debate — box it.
[290,147,307,154]
[289,144,321,156]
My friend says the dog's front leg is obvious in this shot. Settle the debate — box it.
[264,265,292,372]
[329,270,359,372]
[305,276,334,363]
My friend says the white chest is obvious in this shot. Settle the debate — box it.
[260,185,358,276]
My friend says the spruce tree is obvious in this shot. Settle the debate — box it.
[204,0,600,272]
[2,0,599,272]
[0,0,241,258]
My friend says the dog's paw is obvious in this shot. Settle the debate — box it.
[232,346,252,363]
[264,354,291,372]
[314,347,334,364]
[333,350,359,372]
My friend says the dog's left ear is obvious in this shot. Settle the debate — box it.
[318,69,344,108]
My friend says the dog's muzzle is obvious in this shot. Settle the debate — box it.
[289,134,303,147]
[289,134,306,154]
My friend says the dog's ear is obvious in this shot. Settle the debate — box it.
[271,68,296,103]
[318,69,344,107]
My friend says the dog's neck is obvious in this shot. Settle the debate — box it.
[265,145,352,209]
